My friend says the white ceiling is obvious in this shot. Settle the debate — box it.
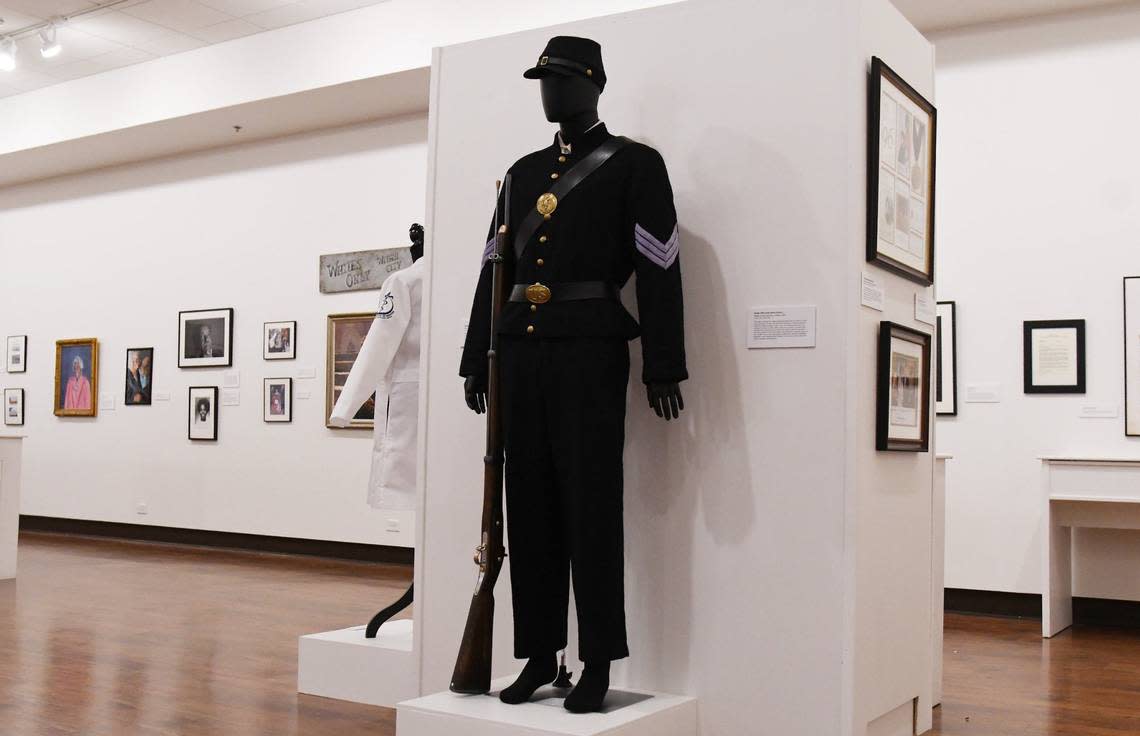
[892,0,1138,35]
[0,0,391,99]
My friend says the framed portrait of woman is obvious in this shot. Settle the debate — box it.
[55,338,99,417]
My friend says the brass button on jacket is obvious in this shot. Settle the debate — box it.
[526,325,535,334]
[539,235,548,243]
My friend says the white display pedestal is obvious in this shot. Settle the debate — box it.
[396,677,696,736]
[297,619,418,707]
[933,455,951,707]
[0,436,24,580]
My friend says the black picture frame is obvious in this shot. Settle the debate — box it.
[188,386,219,441]
[4,388,24,426]
[124,347,154,406]
[1023,319,1086,394]
[876,321,932,452]
[263,377,293,423]
[867,56,937,285]
[1123,278,1139,436]
[178,308,234,368]
[264,320,297,361]
[6,335,27,373]
[936,301,957,416]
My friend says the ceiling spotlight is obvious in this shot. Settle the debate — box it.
[0,37,16,72]
[39,24,61,59]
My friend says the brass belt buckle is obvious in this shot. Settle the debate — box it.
[525,283,552,304]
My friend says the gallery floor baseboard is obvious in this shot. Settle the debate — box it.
[19,515,413,565]
[946,588,1140,629]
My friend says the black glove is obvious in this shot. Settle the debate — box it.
[464,374,487,414]
[646,381,684,421]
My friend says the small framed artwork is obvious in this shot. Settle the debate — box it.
[1126,278,1140,436]
[4,388,24,426]
[54,338,99,417]
[867,56,937,285]
[6,335,27,373]
[876,321,931,452]
[264,377,293,423]
[179,308,233,368]
[125,347,154,406]
[264,320,297,360]
[326,312,376,429]
[188,386,219,441]
[1023,319,1085,394]
[935,301,957,416]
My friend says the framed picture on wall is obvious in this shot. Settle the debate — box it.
[1023,319,1085,394]
[54,338,98,417]
[264,320,296,360]
[936,301,957,416]
[188,386,219,441]
[867,56,937,285]
[264,377,293,423]
[326,312,375,429]
[125,347,154,406]
[1124,278,1140,436]
[6,335,27,373]
[179,308,233,368]
[876,321,931,452]
[4,388,24,426]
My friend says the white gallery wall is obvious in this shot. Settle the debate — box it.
[936,5,1140,600]
[0,114,428,546]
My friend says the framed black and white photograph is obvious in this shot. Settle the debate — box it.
[1124,278,1140,436]
[124,347,154,406]
[188,386,219,441]
[6,335,27,373]
[936,301,957,416]
[867,56,937,285]
[179,308,233,368]
[264,320,296,360]
[1023,319,1085,394]
[877,321,931,452]
[264,377,292,423]
[4,388,24,426]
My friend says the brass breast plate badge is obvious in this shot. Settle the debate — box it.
[536,193,558,216]
[525,283,552,304]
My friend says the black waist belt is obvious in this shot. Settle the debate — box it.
[509,281,620,305]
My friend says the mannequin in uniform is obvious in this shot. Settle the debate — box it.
[460,37,687,713]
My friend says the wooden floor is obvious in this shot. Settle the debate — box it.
[0,533,411,736]
[3,535,1140,735]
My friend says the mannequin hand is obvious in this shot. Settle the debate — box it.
[646,382,684,421]
[464,374,488,414]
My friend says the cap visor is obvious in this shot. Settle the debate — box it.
[523,65,575,80]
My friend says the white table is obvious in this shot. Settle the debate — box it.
[0,435,25,580]
[933,454,951,707]
[1040,457,1140,637]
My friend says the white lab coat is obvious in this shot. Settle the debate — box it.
[329,258,423,510]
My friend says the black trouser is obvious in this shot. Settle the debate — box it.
[500,335,630,663]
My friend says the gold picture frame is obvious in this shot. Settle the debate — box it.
[54,337,99,417]
[326,312,375,429]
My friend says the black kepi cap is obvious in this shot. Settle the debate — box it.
[523,36,606,92]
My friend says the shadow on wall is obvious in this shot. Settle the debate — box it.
[0,112,428,213]
[935,3,1140,65]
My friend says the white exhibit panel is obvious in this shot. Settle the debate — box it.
[0,116,427,546]
[397,677,695,736]
[416,1,935,734]
[0,437,24,580]
[1040,458,1140,637]
[932,456,950,707]
[298,620,419,708]
[935,5,1140,601]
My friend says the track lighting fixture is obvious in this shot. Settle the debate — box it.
[39,24,61,59]
[0,37,16,72]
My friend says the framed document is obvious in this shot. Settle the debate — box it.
[188,386,219,441]
[876,321,931,452]
[178,308,233,368]
[6,335,27,373]
[936,301,957,415]
[867,56,936,285]
[1125,278,1140,436]
[1023,320,1085,394]
[4,388,24,426]
[54,337,99,417]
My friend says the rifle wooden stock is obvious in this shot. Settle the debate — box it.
[450,179,511,694]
